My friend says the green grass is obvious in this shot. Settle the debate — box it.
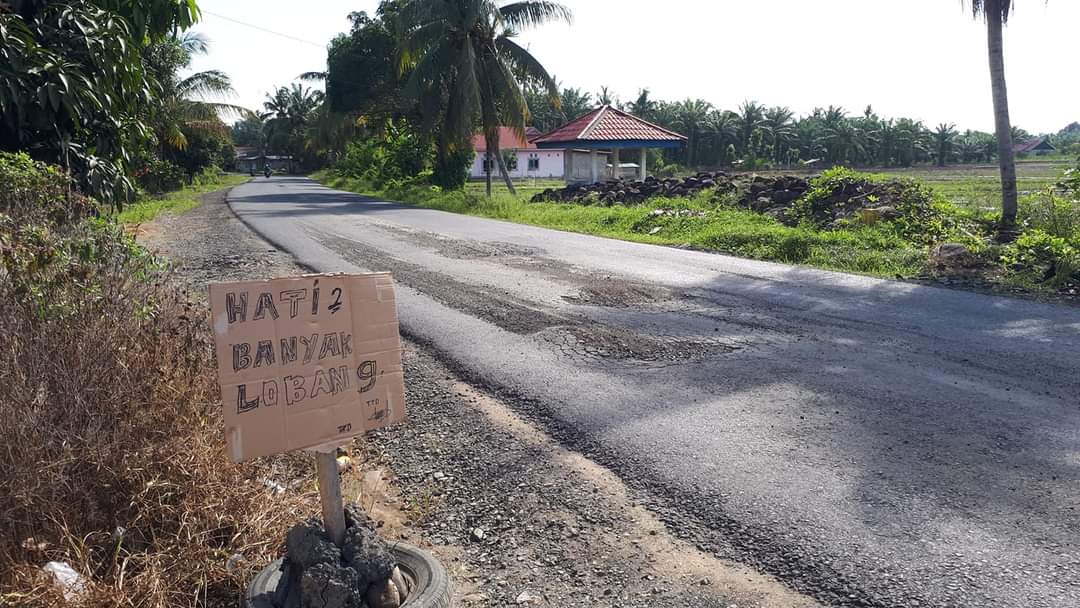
[313,170,928,278]
[116,173,249,224]
[875,160,1070,212]
[463,177,564,200]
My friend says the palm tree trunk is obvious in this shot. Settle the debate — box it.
[485,150,493,197]
[986,10,1018,229]
[495,149,517,196]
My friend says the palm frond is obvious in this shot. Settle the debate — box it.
[481,51,528,139]
[177,31,209,56]
[298,71,327,81]
[178,70,235,100]
[495,36,557,103]
[448,43,482,141]
[499,1,572,30]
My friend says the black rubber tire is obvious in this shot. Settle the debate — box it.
[246,542,450,608]
[392,543,451,608]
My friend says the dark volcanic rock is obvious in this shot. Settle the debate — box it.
[300,562,362,608]
[283,508,400,608]
[286,519,338,570]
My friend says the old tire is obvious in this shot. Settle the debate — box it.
[246,542,450,608]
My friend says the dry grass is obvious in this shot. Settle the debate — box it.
[0,258,317,606]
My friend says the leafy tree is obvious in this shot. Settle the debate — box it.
[763,106,795,164]
[0,0,201,204]
[398,0,571,196]
[596,85,618,108]
[704,110,738,166]
[324,7,409,120]
[232,114,266,149]
[969,0,1020,228]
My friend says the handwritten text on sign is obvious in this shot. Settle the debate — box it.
[209,273,405,462]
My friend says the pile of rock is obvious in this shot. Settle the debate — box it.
[273,505,408,608]
[531,172,814,212]
[531,171,737,205]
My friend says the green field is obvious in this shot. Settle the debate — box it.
[875,160,1070,212]
[459,161,1073,211]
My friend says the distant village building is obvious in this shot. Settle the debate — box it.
[235,146,296,173]
[469,128,566,179]
[531,105,686,184]
[470,107,686,184]
[1013,138,1056,156]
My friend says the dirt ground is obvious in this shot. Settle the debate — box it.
[139,186,822,607]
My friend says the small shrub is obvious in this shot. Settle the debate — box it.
[1002,229,1080,287]
[1019,188,1080,240]
[134,158,186,194]
[0,152,95,225]
[431,146,473,191]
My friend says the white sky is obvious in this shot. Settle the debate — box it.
[188,0,1079,134]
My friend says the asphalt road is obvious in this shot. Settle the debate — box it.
[229,176,1080,607]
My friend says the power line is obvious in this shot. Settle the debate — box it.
[201,10,326,48]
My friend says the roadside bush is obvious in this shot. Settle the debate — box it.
[1001,229,1080,287]
[1018,189,1080,240]
[791,167,983,247]
[0,155,310,605]
[0,152,95,224]
[134,158,187,194]
[336,120,430,189]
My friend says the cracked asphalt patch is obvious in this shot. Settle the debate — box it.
[315,229,736,364]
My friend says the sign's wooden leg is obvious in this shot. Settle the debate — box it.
[316,450,346,547]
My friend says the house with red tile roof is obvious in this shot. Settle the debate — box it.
[469,127,567,179]
[470,107,686,183]
[532,105,686,183]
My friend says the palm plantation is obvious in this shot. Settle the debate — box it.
[398,0,571,196]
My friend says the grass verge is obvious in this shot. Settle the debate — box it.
[116,172,249,224]
[312,170,933,278]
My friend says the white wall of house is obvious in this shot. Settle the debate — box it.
[470,150,565,179]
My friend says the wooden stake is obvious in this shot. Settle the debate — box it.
[316,450,346,547]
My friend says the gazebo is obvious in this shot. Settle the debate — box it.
[531,105,686,183]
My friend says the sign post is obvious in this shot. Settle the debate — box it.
[208,273,406,540]
[315,448,347,546]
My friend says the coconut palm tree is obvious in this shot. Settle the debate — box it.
[673,99,713,168]
[559,87,593,122]
[933,123,958,167]
[969,0,1019,229]
[399,0,572,196]
[628,88,657,121]
[735,101,766,155]
[763,106,795,165]
[704,110,738,166]
[146,32,250,154]
[261,83,325,162]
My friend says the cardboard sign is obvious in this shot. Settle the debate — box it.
[208,273,405,462]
